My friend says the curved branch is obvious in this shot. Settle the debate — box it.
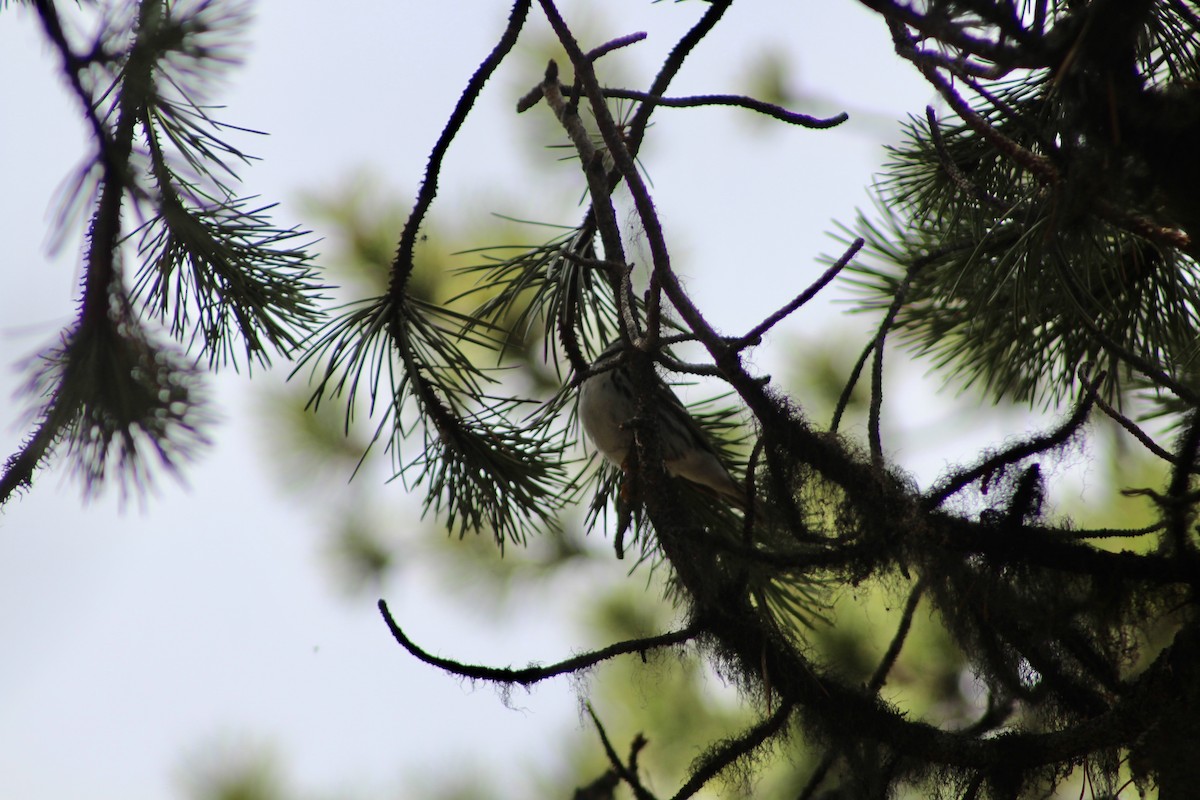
[625,0,732,155]
[868,262,915,466]
[585,31,648,62]
[1081,377,1192,470]
[580,87,848,128]
[378,600,698,685]
[923,380,1097,509]
[831,339,874,433]
[670,700,796,800]
[389,0,531,299]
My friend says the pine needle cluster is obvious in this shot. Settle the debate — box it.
[12,2,1200,798]
[2,0,322,501]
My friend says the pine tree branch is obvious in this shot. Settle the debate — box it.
[516,32,650,112]
[670,699,796,800]
[377,600,698,685]
[586,705,657,800]
[1053,258,1200,408]
[932,515,1193,585]
[538,0,747,398]
[1080,377,1199,472]
[538,61,636,343]
[799,582,924,799]
[523,0,733,373]
[693,580,1200,772]
[923,381,1097,509]
[924,105,1006,210]
[624,0,732,156]
[33,0,115,165]
[1163,412,1200,557]
[737,238,863,347]
[856,0,1051,70]
[0,419,57,505]
[2,0,177,502]
[388,0,531,301]
[567,87,848,128]
[890,20,1060,189]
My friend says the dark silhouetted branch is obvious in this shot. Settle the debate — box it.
[738,238,864,347]
[579,87,848,128]
[671,700,796,800]
[389,0,532,299]
[587,704,657,800]
[378,600,698,685]
[923,380,1098,509]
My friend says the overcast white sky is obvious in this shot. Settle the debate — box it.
[0,2,959,797]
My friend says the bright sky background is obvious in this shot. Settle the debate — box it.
[0,1,995,797]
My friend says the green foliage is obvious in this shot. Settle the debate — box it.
[842,1,1200,410]
[2,0,321,501]
[24,291,208,493]
[250,0,1200,795]
[16,1,1200,799]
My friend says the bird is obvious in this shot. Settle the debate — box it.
[577,341,750,510]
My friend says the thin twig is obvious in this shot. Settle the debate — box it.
[831,340,874,434]
[868,265,915,467]
[33,1,115,168]
[378,600,698,685]
[924,106,1006,210]
[586,32,648,61]
[389,0,532,299]
[868,581,926,692]
[738,238,864,347]
[573,87,848,128]
[1051,521,1164,540]
[1080,376,1193,470]
[586,704,658,800]
[625,0,733,155]
[800,582,925,799]
[669,700,796,800]
[923,376,1100,509]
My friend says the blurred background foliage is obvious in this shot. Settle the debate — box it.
[161,4,1176,798]
[191,168,1164,798]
